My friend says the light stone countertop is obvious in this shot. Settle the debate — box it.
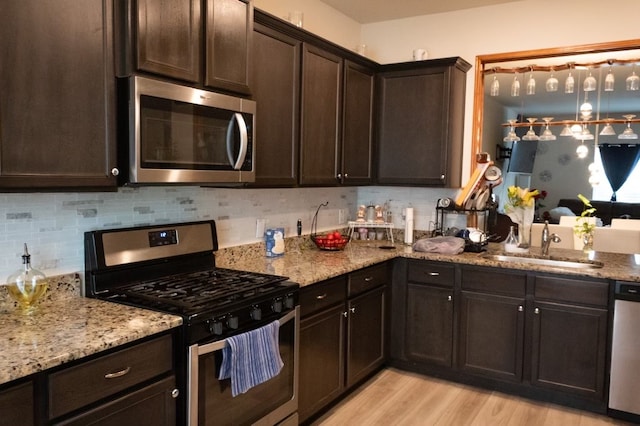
[217,238,640,286]
[3,238,639,387]
[0,273,183,386]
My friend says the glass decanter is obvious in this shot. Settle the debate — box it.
[5,244,47,314]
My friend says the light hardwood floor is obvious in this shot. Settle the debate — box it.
[311,368,632,426]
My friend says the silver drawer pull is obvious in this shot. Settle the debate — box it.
[427,272,440,276]
[104,366,131,379]
[364,276,373,282]
[316,293,327,300]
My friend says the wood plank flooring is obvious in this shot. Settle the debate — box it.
[311,368,632,426]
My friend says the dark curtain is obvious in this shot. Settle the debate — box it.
[599,144,640,201]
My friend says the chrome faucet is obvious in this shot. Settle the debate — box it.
[541,220,561,256]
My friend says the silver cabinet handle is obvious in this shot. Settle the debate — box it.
[343,311,348,317]
[364,276,373,282]
[344,173,348,178]
[337,173,342,180]
[534,308,540,314]
[171,388,180,399]
[111,168,119,176]
[104,366,131,379]
[518,305,523,312]
[440,174,445,180]
[350,307,356,314]
[427,272,440,276]
[447,295,452,302]
[316,293,327,300]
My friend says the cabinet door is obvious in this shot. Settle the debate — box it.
[531,301,607,400]
[136,0,202,83]
[341,60,374,185]
[346,286,386,388]
[376,59,469,187]
[0,0,117,190]
[299,304,345,423]
[299,44,342,186]
[405,284,453,366]
[0,381,34,426]
[251,24,300,186]
[458,291,525,382]
[205,0,252,94]
[54,376,176,426]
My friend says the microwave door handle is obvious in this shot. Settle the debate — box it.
[226,113,248,170]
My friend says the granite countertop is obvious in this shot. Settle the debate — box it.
[3,237,638,388]
[0,274,182,386]
[217,238,640,286]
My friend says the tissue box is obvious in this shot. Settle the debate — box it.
[265,228,285,257]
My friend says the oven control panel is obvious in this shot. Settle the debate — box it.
[148,229,178,247]
[195,291,298,343]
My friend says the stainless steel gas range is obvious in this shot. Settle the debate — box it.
[84,220,299,426]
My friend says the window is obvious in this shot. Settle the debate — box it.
[591,149,640,203]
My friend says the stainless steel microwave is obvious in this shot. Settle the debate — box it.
[121,76,256,184]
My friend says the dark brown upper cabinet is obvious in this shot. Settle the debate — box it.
[250,23,300,186]
[341,60,375,185]
[0,0,118,191]
[376,57,471,187]
[299,43,343,186]
[123,0,253,95]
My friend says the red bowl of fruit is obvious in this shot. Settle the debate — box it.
[311,231,349,251]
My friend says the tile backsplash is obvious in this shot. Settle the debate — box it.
[0,185,456,280]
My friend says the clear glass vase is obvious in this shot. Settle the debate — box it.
[582,231,594,253]
[517,222,531,251]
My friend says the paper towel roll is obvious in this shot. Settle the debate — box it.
[404,208,414,245]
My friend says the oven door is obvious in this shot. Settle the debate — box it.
[188,307,299,426]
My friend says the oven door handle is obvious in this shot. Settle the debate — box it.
[226,112,248,170]
[193,308,297,356]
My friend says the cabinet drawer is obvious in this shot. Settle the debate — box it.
[534,275,609,307]
[0,380,34,426]
[48,334,173,419]
[349,263,389,297]
[461,266,526,297]
[300,276,346,318]
[407,261,454,288]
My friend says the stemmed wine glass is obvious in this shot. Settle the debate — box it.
[599,118,616,136]
[618,114,638,139]
[539,117,556,141]
[626,67,640,91]
[522,118,539,141]
[503,119,521,142]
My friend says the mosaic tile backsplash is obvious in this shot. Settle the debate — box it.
[0,185,455,280]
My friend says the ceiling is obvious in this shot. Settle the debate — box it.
[320,0,522,24]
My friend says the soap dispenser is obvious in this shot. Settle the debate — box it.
[5,243,47,314]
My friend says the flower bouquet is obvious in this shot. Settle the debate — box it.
[574,194,597,252]
[504,186,539,252]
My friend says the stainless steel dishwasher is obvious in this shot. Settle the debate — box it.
[609,281,640,421]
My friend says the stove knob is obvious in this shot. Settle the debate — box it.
[250,306,262,320]
[227,316,239,330]
[272,299,283,313]
[284,294,295,310]
[208,320,223,336]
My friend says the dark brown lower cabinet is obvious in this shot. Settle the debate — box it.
[0,380,34,426]
[458,291,525,382]
[405,284,453,366]
[396,260,611,412]
[299,304,345,422]
[531,280,608,400]
[346,286,386,387]
[299,264,389,423]
[54,375,176,426]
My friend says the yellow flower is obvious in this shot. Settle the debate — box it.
[505,186,539,209]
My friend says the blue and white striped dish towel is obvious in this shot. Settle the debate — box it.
[218,320,284,397]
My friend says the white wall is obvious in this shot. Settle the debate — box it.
[254,0,362,52]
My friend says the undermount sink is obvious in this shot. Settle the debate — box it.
[482,254,604,269]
